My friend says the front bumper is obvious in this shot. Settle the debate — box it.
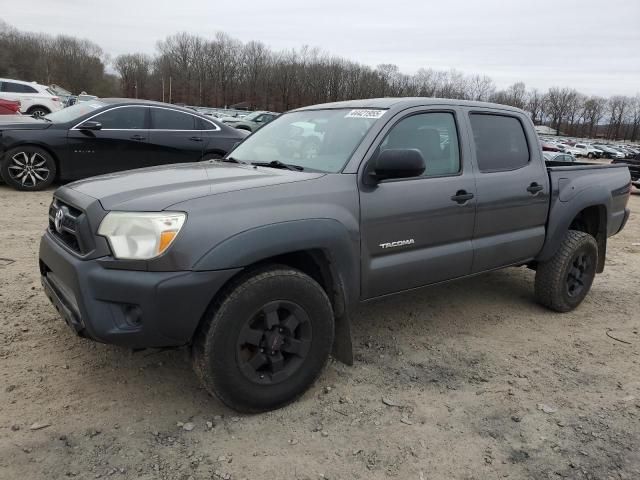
[39,230,241,348]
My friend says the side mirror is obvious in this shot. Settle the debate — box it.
[78,120,102,131]
[366,148,426,184]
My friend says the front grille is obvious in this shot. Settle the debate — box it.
[49,199,84,254]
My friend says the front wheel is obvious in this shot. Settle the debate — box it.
[192,266,334,412]
[587,152,594,159]
[1,146,56,191]
[534,230,598,312]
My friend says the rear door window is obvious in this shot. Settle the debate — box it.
[151,108,196,130]
[1,82,38,93]
[469,114,530,172]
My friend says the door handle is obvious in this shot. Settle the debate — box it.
[189,136,203,142]
[129,134,145,141]
[451,190,474,204]
[527,182,544,194]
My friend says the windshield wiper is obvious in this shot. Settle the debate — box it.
[218,156,247,164]
[251,160,304,171]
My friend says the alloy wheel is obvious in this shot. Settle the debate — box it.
[7,151,50,188]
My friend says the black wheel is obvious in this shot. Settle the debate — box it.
[534,230,598,312]
[1,146,56,191]
[192,266,334,412]
[27,106,50,118]
[587,152,594,159]
[201,153,222,161]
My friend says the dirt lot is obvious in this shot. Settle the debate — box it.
[1,186,639,480]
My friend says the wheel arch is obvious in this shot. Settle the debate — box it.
[26,104,51,114]
[192,219,359,364]
[538,203,608,272]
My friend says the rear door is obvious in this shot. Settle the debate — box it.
[0,81,38,112]
[359,107,477,299]
[66,105,150,178]
[465,110,549,273]
[148,107,206,164]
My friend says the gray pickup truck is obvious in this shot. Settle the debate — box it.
[39,98,632,412]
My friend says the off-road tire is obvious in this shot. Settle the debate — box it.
[535,230,598,312]
[192,266,334,412]
[1,146,56,191]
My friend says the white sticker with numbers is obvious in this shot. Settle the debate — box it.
[344,109,386,119]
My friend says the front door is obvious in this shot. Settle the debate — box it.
[66,105,150,178]
[359,108,477,299]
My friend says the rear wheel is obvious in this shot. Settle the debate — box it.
[27,106,50,118]
[587,152,594,159]
[534,230,598,312]
[192,266,334,412]
[1,146,56,191]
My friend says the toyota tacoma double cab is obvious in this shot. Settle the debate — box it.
[39,98,632,412]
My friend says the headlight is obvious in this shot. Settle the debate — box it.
[97,212,186,260]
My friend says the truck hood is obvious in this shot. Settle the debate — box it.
[0,116,52,130]
[67,161,324,211]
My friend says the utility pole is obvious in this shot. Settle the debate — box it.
[162,77,165,103]
[169,76,172,104]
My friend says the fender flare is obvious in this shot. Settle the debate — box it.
[193,219,360,365]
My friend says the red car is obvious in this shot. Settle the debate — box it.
[541,141,560,152]
[0,99,21,115]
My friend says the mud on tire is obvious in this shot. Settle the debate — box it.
[534,230,598,312]
[191,266,334,412]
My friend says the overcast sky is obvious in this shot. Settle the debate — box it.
[2,0,639,97]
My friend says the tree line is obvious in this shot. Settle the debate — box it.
[1,20,639,141]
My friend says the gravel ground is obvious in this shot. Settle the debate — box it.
[1,185,639,480]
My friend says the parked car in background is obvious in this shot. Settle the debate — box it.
[541,141,561,152]
[49,84,77,107]
[573,143,602,158]
[559,144,582,156]
[195,107,225,118]
[76,93,99,103]
[543,151,576,162]
[612,157,640,188]
[593,144,624,159]
[0,99,248,190]
[0,98,21,115]
[221,110,279,132]
[0,78,64,118]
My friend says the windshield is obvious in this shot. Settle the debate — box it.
[228,108,384,173]
[243,111,263,121]
[44,101,106,123]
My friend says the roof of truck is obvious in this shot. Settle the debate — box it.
[294,97,526,114]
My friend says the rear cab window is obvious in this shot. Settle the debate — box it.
[469,113,530,172]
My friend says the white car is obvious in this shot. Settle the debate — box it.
[0,78,64,118]
[558,144,582,156]
[573,143,603,158]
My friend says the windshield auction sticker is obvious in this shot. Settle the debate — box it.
[345,109,386,119]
